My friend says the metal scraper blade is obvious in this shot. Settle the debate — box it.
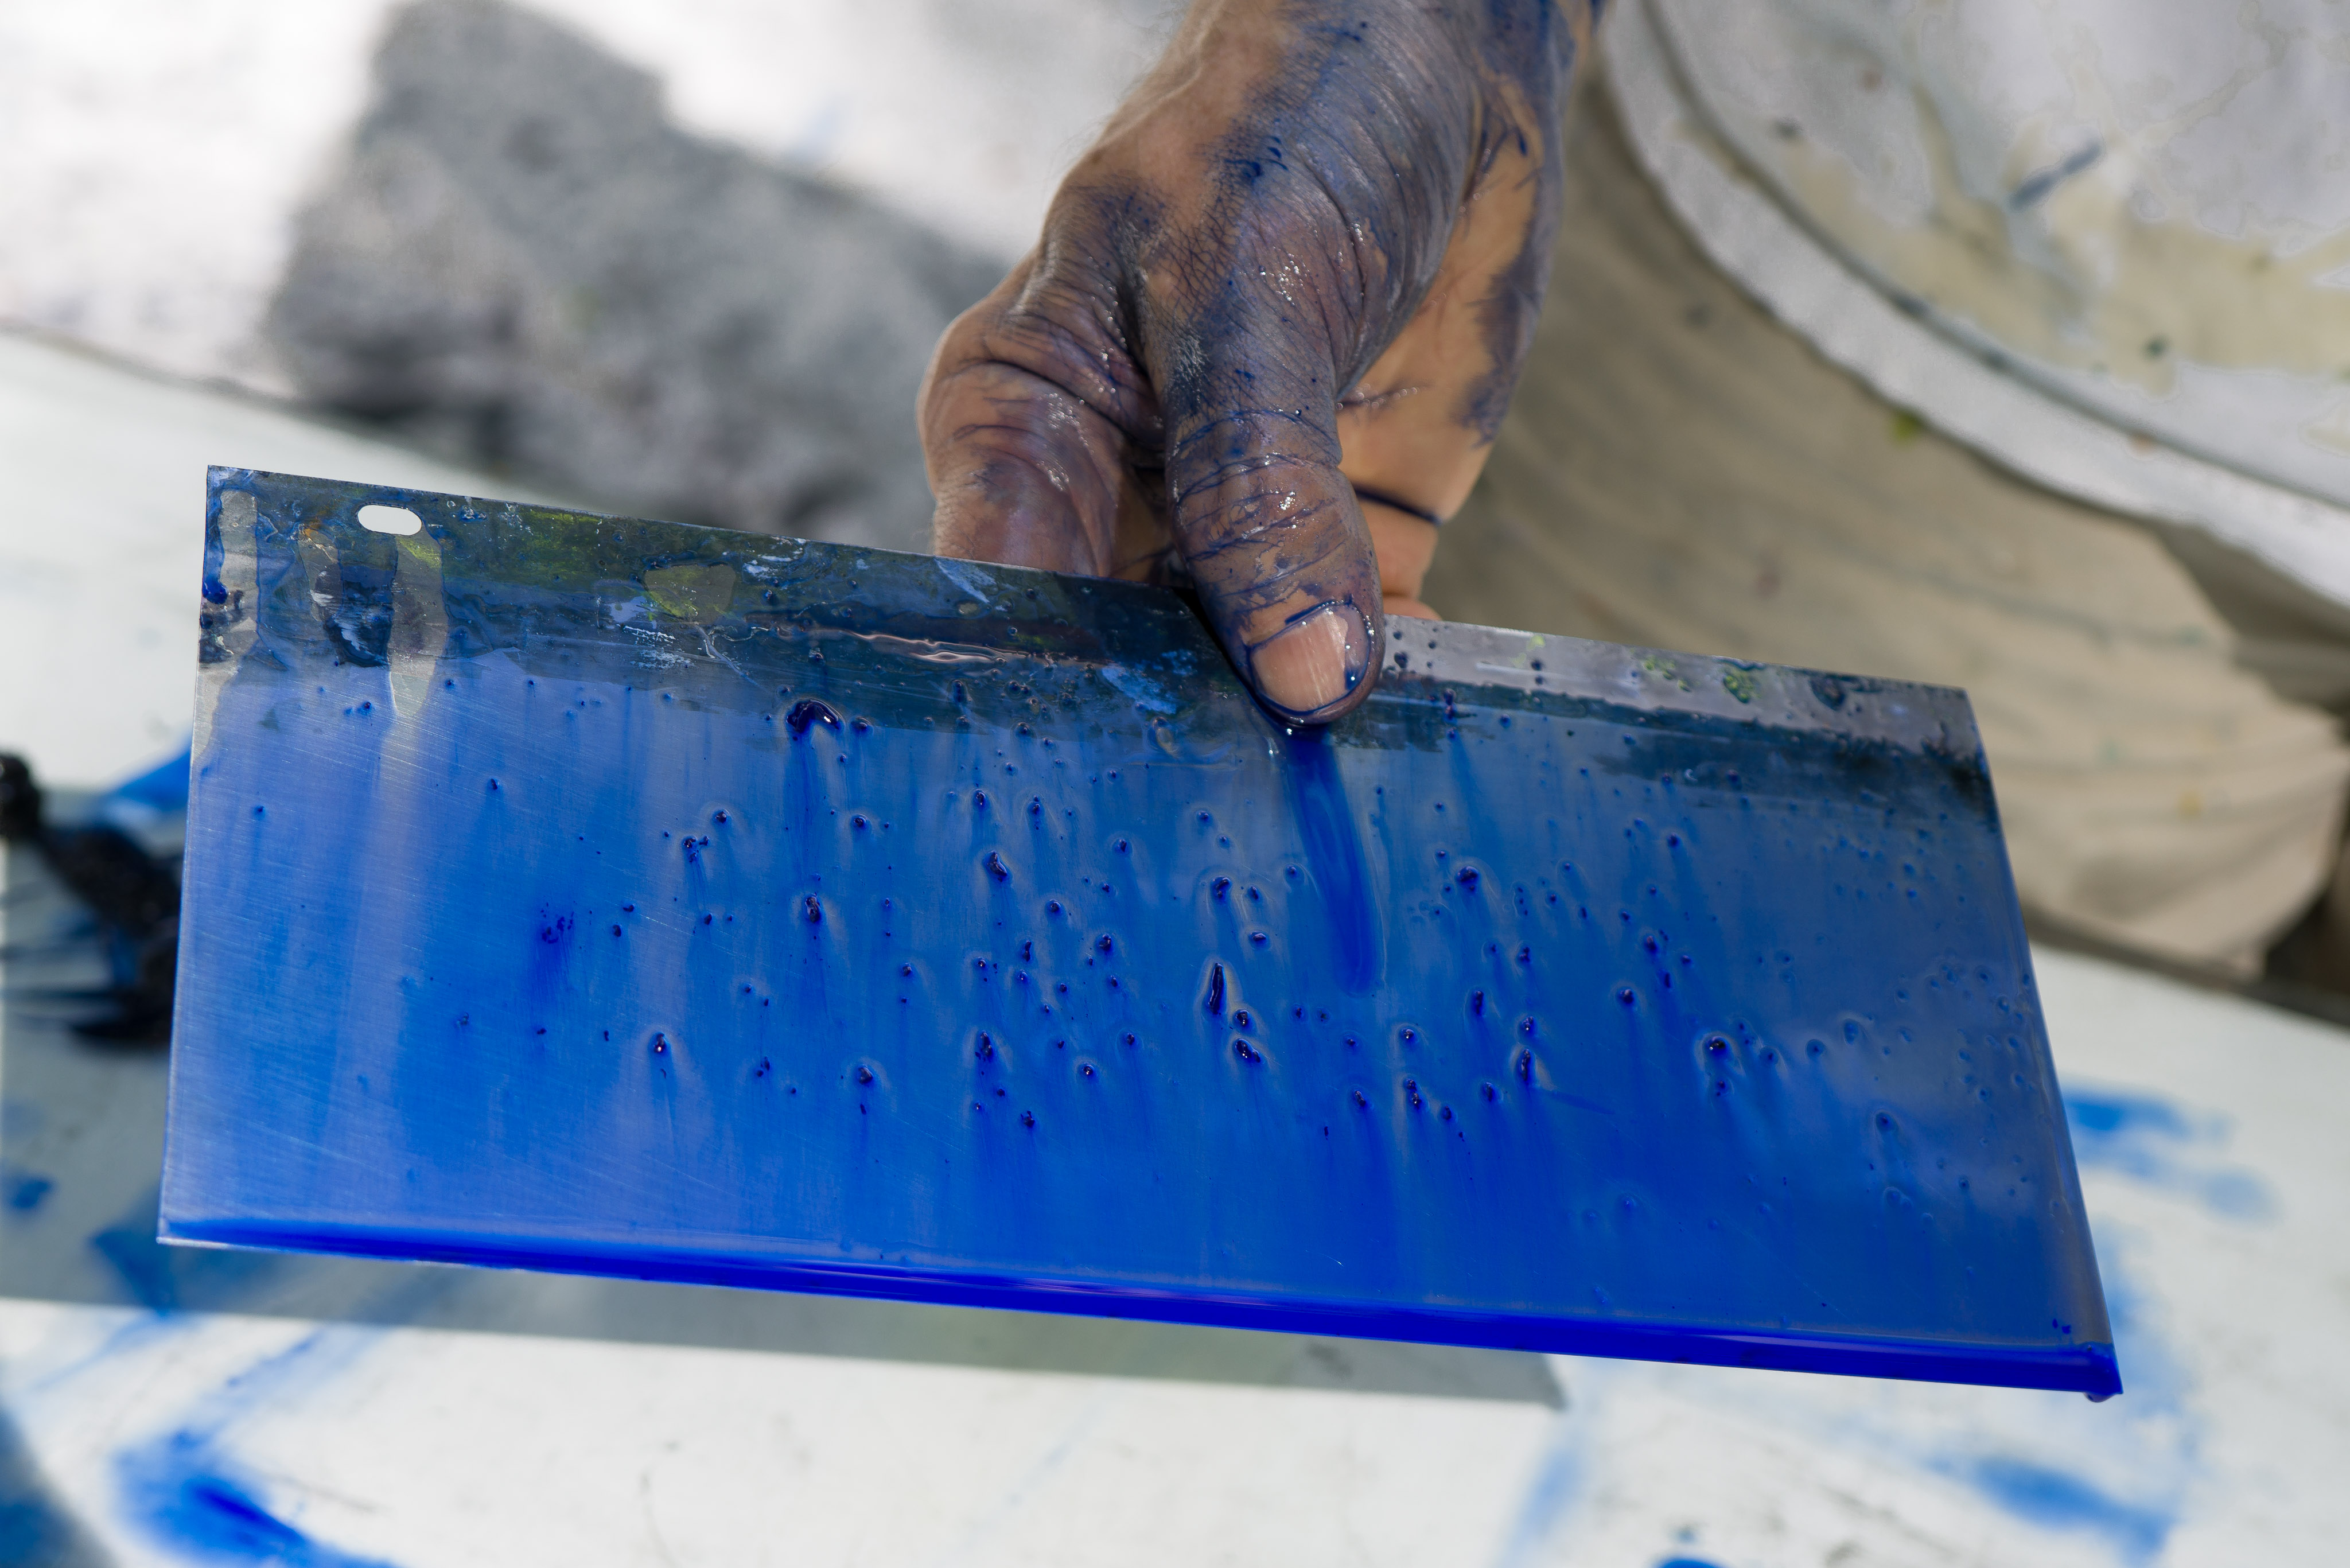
[162,467,2118,1395]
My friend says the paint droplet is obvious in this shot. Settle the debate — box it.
[786,698,841,734]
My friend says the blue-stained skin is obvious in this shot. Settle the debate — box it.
[923,0,1593,723]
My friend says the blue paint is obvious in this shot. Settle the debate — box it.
[115,1329,399,1566]
[118,1435,397,1567]
[1488,1413,1583,1568]
[162,470,2115,1391]
[92,1185,278,1314]
[91,1204,180,1314]
[3,1168,53,1213]
[2065,1088,2274,1219]
[927,2,1586,721]
[1655,1559,1727,1568]
[106,743,193,816]
[1928,1240,2189,1559]
[1100,664,1180,715]
[1279,728,1381,995]
[1958,1457,2170,1563]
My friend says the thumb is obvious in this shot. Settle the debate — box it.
[1160,355,1386,726]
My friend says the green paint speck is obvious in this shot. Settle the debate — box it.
[1639,654,1693,692]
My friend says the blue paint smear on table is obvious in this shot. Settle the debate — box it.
[117,1437,395,1568]
[1488,1413,1584,1568]
[2064,1088,2274,1220]
[114,1330,399,1567]
[1938,1240,2193,1560]
[105,744,193,816]
[1955,1457,2170,1564]
[162,469,2115,1392]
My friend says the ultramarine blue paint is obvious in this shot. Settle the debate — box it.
[1489,1414,1583,1568]
[1929,1242,2191,1558]
[1957,1457,2170,1563]
[923,2,1587,721]
[107,744,193,816]
[162,470,2116,1392]
[114,1328,399,1566]
[2065,1089,2274,1220]
[90,1223,179,1315]
[3,1168,53,1213]
[1654,1559,1727,1568]
[118,1434,397,1568]
[92,1185,278,1314]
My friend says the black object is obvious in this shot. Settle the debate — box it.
[0,753,180,1044]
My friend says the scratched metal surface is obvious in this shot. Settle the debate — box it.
[162,467,2112,1392]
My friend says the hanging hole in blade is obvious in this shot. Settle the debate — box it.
[358,505,423,536]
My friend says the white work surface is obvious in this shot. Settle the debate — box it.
[3,331,2346,1566]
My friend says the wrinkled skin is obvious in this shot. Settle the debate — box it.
[923,0,1587,723]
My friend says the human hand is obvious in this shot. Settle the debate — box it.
[921,0,1584,723]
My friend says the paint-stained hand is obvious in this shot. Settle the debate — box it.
[921,0,1583,723]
